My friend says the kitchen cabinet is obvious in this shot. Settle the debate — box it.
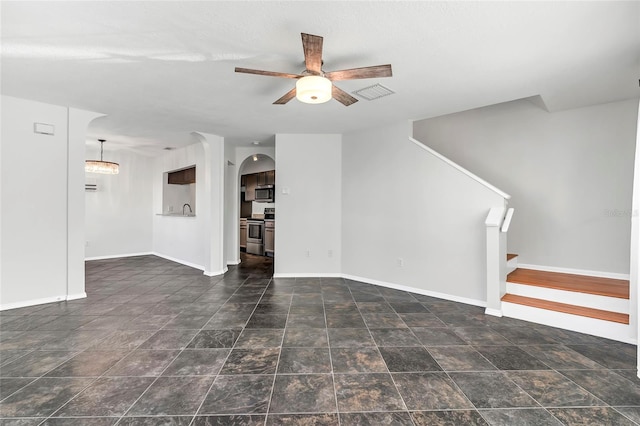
[240,218,247,250]
[256,170,276,186]
[266,170,275,185]
[264,219,274,256]
[168,166,196,185]
[257,171,268,186]
[242,170,275,201]
[244,174,257,201]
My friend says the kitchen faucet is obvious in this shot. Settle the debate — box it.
[183,203,192,215]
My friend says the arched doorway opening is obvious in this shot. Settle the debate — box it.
[237,153,276,260]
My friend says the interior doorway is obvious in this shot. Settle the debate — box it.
[238,154,276,260]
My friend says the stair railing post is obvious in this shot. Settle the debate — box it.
[485,206,507,316]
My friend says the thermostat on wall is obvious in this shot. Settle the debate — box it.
[34,123,55,135]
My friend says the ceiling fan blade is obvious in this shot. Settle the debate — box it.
[301,33,323,74]
[325,64,392,81]
[235,67,302,79]
[273,87,297,105]
[332,85,358,106]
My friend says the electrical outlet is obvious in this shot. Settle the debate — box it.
[85,241,89,247]
[396,258,404,267]
[306,249,311,258]
[328,249,333,258]
[169,205,174,212]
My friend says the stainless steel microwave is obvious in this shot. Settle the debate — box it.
[255,185,275,203]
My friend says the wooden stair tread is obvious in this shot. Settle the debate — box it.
[501,294,629,324]
[507,268,629,299]
[506,253,518,261]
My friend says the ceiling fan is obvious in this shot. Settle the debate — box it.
[235,33,392,106]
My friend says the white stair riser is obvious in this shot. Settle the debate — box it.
[506,257,518,275]
[506,282,629,314]
[502,302,634,344]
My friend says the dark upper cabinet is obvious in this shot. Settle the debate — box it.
[242,170,275,201]
[257,171,268,186]
[168,166,196,185]
[244,173,258,201]
[266,170,275,185]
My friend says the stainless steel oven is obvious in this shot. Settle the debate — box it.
[246,219,264,255]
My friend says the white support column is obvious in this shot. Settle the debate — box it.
[67,108,104,300]
[485,205,507,316]
[194,132,227,277]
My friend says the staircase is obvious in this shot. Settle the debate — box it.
[500,254,632,343]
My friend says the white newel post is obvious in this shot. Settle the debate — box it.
[485,206,507,316]
[632,99,640,378]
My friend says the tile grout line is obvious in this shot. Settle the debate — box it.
[348,285,418,426]
[185,273,271,425]
[322,279,342,426]
[104,272,245,425]
[185,273,274,425]
[261,276,293,426]
[40,313,185,423]
[3,256,639,423]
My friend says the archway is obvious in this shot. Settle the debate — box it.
[234,152,276,262]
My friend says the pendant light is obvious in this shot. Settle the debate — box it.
[85,139,119,174]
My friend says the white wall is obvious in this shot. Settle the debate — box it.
[85,148,153,259]
[275,134,342,276]
[224,140,237,264]
[342,121,506,304]
[152,140,207,269]
[162,180,195,215]
[1,96,100,309]
[239,155,275,175]
[413,98,638,274]
[152,132,227,276]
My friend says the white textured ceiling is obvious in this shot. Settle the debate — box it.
[2,1,639,154]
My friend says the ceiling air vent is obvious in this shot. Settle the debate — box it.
[352,83,395,101]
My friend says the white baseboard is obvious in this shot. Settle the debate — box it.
[204,267,228,277]
[342,273,486,308]
[227,259,241,266]
[273,272,486,308]
[85,252,153,261]
[517,263,630,280]
[485,308,503,317]
[66,292,87,301]
[273,273,343,278]
[151,252,205,272]
[87,252,231,277]
[1,294,66,311]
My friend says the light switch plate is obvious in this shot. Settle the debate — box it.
[34,123,55,135]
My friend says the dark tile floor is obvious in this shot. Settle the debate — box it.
[1,253,639,425]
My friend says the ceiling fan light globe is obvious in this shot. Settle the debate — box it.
[296,76,332,104]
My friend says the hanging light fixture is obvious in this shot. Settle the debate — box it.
[296,75,332,104]
[85,139,119,174]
